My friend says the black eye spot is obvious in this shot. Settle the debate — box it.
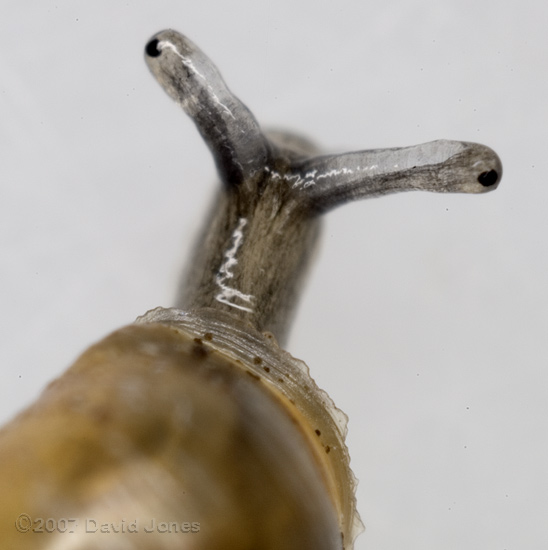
[145,39,162,58]
[477,169,499,187]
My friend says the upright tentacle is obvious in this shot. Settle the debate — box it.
[145,30,269,189]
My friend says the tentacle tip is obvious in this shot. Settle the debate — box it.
[476,148,503,191]
[144,29,190,62]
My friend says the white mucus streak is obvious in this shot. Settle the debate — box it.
[215,218,254,313]
[158,40,235,119]
[267,140,466,189]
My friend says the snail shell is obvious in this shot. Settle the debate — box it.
[0,29,501,549]
[0,310,357,549]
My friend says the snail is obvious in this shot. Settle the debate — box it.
[0,29,501,550]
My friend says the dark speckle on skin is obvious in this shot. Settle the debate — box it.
[246,371,261,381]
[191,339,208,360]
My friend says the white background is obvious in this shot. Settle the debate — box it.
[1,1,547,548]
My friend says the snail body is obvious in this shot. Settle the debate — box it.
[0,29,501,549]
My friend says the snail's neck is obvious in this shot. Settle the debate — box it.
[177,178,321,346]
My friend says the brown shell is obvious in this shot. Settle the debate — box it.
[0,312,359,549]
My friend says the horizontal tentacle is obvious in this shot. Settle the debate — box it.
[285,140,502,213]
